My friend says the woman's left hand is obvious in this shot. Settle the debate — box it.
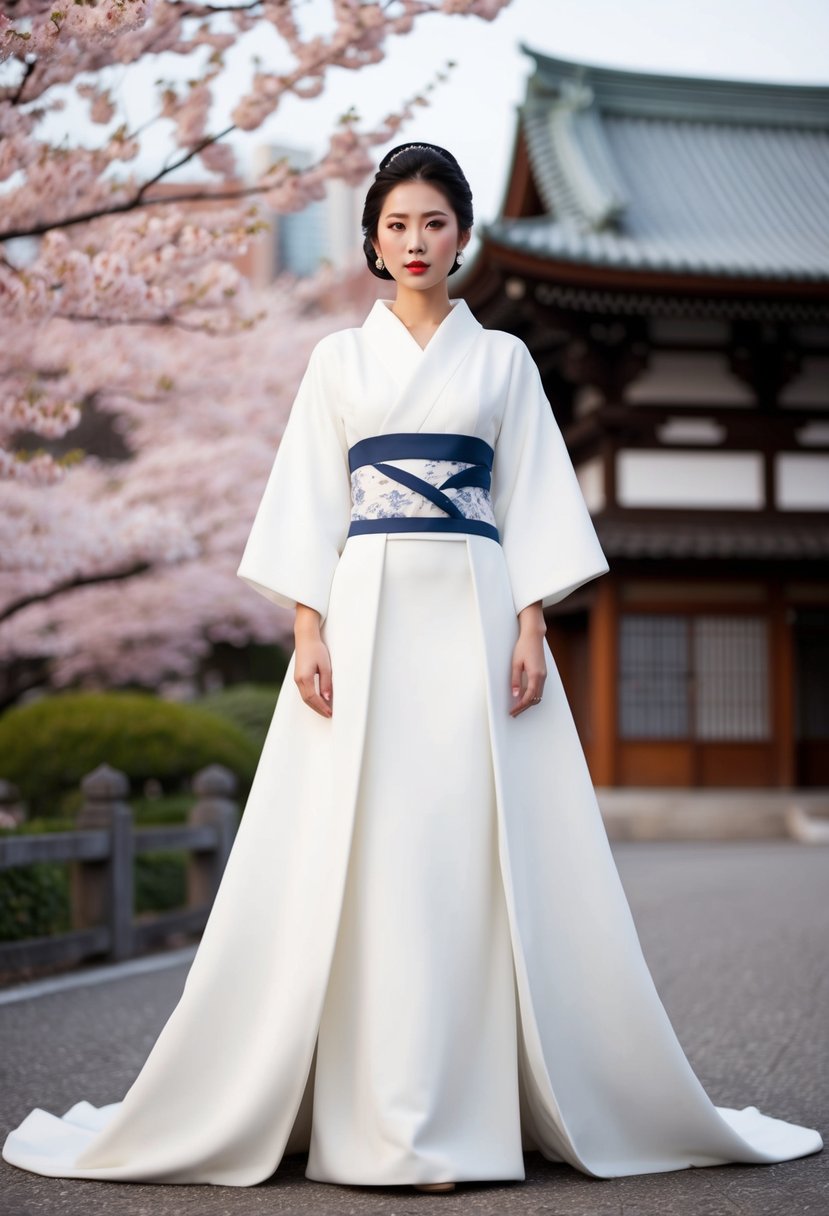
[510,604,547,717]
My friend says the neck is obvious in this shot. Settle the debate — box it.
[389,284,454,329]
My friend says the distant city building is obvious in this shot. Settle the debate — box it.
[252,144,368,283]
[462,46,829,790]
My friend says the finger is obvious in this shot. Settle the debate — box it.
[318,658,333,707]
[295,671,317,696]
[305,691,332,718]
[509,686,535,716]
[295,674,332,717]
[510,657,524,704]
[310,669,332,717]
[510,677,545,717]
[508,656,520,705]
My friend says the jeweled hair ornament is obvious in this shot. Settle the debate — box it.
[381,142,454,170]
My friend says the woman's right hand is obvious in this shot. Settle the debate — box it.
[294,604,333,718]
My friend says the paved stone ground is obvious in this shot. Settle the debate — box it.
[0,842,826,1216]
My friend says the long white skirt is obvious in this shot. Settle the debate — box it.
[2,534,822,1185]
[306,536,525,1184]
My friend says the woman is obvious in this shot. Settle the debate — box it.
[2,142,822,1194]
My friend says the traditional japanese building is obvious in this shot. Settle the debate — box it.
[461,47,829,789]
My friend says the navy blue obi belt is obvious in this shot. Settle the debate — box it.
[346,432,500,543]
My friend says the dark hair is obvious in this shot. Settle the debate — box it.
[361,142,473,281]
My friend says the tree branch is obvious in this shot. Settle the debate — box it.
[0,561,154,626]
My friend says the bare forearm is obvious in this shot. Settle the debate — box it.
[518,600,545,636]
[294,601,322,640]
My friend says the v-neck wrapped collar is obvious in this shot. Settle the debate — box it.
[360,296,483,435]
[366,297,467,355]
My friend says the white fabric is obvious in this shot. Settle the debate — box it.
[307,538,523,1185]
[2,298,822,1186]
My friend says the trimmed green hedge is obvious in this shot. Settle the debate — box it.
[0,811,193,942]
[133,851,187,915]
[0,851,70,940]
[196,683,281,752]
[0,691,260,819]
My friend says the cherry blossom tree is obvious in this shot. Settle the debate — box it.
[0,264,377,704]
[1,0,511,486]
[0,0,515,703]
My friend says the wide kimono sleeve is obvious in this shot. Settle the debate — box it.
[491,337,609,615]
[236,337,353,624]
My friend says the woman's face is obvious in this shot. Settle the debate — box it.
[372,179,469,288]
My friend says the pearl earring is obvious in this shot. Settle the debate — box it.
[375,254,385,270]
[456,250,465,265]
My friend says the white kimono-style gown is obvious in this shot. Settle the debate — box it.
[2,297,823,1186]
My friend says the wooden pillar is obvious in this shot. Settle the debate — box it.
[588,576,618,785]
[769,582,796,787]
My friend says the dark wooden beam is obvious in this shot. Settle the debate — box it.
[563,402,829,455]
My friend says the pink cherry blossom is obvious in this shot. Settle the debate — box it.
[0,266,380,696]
[1,0,516,700]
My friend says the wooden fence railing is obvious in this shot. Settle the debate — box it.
[0,762,239,976]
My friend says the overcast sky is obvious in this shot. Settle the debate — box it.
[29,0,829,235]
[255,0,829,222]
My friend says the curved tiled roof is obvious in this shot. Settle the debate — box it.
[484,48,829,282]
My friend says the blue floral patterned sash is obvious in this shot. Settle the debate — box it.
[346,433,500,542]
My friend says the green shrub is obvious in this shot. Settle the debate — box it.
[0,820,75,941]
[0,691,259,819]
[0,859,70,941]
[196,683,281,751]
[133,796,192,825]
[134,851,186,914]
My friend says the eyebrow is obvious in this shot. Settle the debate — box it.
[385,210,448,218]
